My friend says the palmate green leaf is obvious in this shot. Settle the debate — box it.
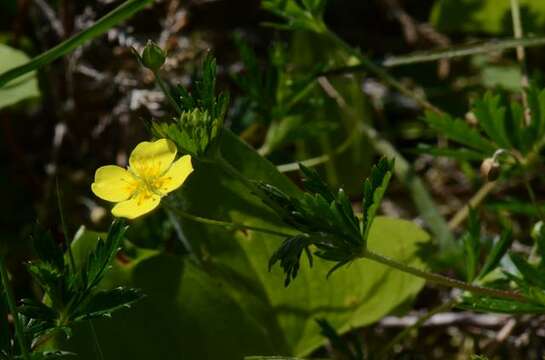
[74,287,144,321]
[458,295,545,314]
[472,92,511,149]
[26,262,67,311]
[61,131,429,360]
[422,111,496,154]
[0,44,40,109]
[478,228,513,280]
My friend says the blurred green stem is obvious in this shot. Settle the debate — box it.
[361,249,526,302]
[510,0,530,125]
[169,206,293,238]
[0,257,31,360]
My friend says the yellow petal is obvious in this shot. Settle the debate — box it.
[129,139,177,178]
[91,165,137,202]
[111,193,161,219]
[157,155,194,194]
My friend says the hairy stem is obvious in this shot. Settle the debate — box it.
[361,249,526,302]
[510,0,531,125]
[0,257,31,360]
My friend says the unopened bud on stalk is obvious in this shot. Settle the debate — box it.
[141,41,166,71]
[480,158,500,181]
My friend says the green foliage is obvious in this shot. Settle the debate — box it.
[259,158,394,284]
[0,44,40,109]
[5,221,144,357]
[462,209,481,282]
[233,37,329,154]
[477,228,513,280]
[459,295,545,314]
[421,86,545,162]
[430,0,545,35]
[316,319,364,360]
[262,0,328,33]
[59,132,428,359]
[152,55,229,158]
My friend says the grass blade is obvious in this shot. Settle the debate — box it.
[0,0,153,87]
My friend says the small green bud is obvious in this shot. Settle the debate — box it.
[141,41,166,71]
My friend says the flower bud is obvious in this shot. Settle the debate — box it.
[480,158,500,181]
[141,41,166,71]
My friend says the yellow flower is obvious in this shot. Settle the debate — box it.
[91,139,193,219]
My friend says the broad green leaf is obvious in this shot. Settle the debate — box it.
[61,131,429,359]
[0,44,39,109]
[430,0,545,35]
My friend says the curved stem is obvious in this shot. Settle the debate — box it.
[0,257,31,360]
[169,206,293,238]
[361,249,526,302]
[448,181,497,230]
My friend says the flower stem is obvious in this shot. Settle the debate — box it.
[169,206,293,238]
[0,256,31,360]
[154,71,182,116]
[361,249,526,302]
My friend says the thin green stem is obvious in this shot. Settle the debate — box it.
[0,0,153,87]
[510,0,530,125]
[88,320,105,360]
[169,206,293,238]
[322,29,442,114]
[378,298,459,359]
[361,249,526,302]
[56,178,76,271]
[448,181,498,230]
[321,36,545,72]
[154,71,182,115]
[0,257,31,360]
